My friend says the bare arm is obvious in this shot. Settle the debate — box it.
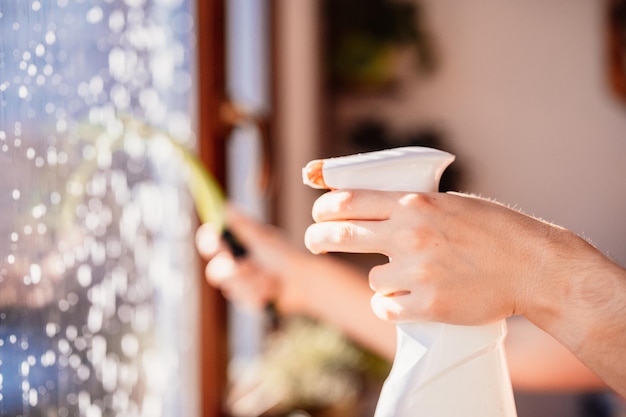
[304,190,626,398]
[521,232,626,397]
[196,204,621,395]
[196,207,396,359]
[506,317,606,392]
[286,253,397,359]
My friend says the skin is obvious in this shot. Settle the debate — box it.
[197,207,396,358]
[304,190,626,398]
[196,203,612,394]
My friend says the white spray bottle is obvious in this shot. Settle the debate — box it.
[303,147,517,417]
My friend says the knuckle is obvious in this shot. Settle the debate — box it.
[399,192,435,211]
[333,223,357,245]
[396,225,435,252]
[392,194,441,252]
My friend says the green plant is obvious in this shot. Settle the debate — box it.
[324,0,436,90]
[226,317,390,417]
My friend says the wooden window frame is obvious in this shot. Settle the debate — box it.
[196,0,229,416]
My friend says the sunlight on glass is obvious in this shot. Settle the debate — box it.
[0,1,200,415]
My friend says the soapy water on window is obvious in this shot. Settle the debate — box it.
[1,1,201,416]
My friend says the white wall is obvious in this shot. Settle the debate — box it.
[336,0,626,266]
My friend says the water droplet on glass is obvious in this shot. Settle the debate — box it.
[82,144,97,161]
[21,361,30,377]
[2,0,201,413]
[68,353,81,369]
[56,118,67,133]
[29,264,42,284]
[66,292,79,306]
[109,10,125,33]
[126,0,148,9]
[41,350,56,367]
[32,203,47,219]
[65,325,78,342]
[29,388,39,407]
[77,264,92,287]
[74,337,87,351]
[46,322,61,337]
[91,241,106,265]
[87,306,103,333]
[50,192,61,205]
[35,43,45,56]
[76,365,91,381]
[121,334,139,358]
[45,30,56,45]
[57,151,69,165]
[43,64,54,76]
[28,64,38,77]
[18,86,29,99]
[58,299,70,312]
[86,7,104,24]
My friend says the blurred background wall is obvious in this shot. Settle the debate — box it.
[325,0,626,266]
[271,0,625,415]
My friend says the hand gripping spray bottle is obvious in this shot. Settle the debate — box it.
[303,147,517,417]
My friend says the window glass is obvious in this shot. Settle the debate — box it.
[0,1,200,415]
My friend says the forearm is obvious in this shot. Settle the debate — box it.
[288,253,396,360]
[506,317,606,392]
[559,260,626,398]
[524,231,626,398]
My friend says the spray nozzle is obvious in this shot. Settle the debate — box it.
[302,146,455,192]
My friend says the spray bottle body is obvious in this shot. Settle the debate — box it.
[378,321,517,416]
[303,147,517,417]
